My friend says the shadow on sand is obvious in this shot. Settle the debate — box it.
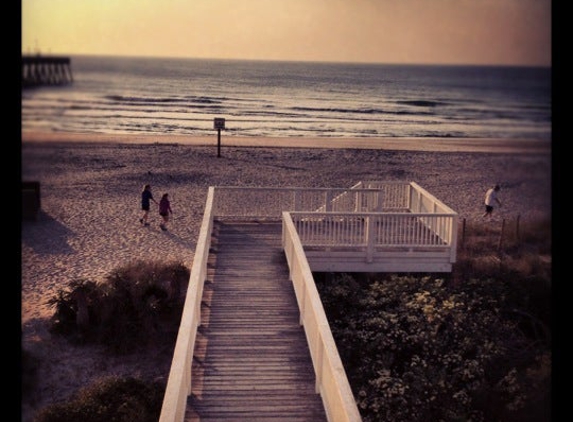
[21,210,75,255]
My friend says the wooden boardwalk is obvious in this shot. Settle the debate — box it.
[186,220,328,421]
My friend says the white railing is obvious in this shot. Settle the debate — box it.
[290,212,457,269]
[291,212,456,247]
[159,187,215,422]
[211,186,385,217]
[282,212,363,422]
[159,182,457,422]
[407,182,458,262]
[351,180,411,210]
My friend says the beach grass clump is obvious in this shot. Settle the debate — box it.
[32,376,164,422]
[455,217,551,281]
[46,260,189,354]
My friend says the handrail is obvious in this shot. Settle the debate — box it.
[409,181,457,214]
[159,187,215,422]
[282,212,363,422]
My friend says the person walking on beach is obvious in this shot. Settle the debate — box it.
[140,184,157,226]
[158,193,173,231]
[482,184,502,218]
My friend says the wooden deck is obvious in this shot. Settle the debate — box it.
[186,220,328,421]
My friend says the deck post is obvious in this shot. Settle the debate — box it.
[376,190,383,211]
[325,191,333,211]
[407,183,413,211]
[355,190,362,212]
[366,216,375,262]
[450,216,458,263]
[294,190,301,211]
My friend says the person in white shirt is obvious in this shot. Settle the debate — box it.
[482,184,502,218]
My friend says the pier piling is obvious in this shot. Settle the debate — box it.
[22,55,73,88]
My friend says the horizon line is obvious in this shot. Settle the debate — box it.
[20,52,552,69]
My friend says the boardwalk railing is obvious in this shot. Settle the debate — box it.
[282,212,363,422]
[159,182,457,422]
[290,211,457,272]
[355,181,458,258]
[291,212,455,247]
[159,188,215,422]
[211,186,385,217]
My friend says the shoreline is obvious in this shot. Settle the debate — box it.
[21,130,551,154]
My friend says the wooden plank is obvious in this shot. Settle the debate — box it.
[186,221,327,422]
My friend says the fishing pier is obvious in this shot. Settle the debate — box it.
[22,55,73,88]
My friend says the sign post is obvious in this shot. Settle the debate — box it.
[213,118,225,157]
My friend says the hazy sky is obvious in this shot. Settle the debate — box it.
[22,0,551,66]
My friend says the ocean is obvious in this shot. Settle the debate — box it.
[21,55,551,143]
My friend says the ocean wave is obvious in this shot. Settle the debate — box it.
[21,56,551,141]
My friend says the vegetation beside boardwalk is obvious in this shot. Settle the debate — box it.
[31,377,164,422]
[316,217,551,422]
[23,260,190,422]
[46,259,190,354]
[24,217,551,422]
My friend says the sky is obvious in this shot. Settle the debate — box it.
[21,0,551,66]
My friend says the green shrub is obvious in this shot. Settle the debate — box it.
[32,376,164,422]
[316,273,551,422]
[46,279,105,342]
[316,218,551,421]
[46,260,190,353]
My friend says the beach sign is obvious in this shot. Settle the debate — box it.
[214,118,225,157]
[214,118,225,130]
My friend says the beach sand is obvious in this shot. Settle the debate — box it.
[20,131,551,421]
